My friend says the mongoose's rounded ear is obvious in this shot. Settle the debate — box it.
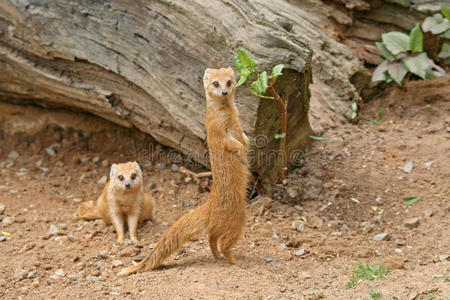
[226,67,234,75]
[110,163,118,179]
[203,68,212,83]
[133,161,142,176]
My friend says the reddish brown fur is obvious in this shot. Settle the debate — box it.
[77,161,153,244]
[118,68,250,276]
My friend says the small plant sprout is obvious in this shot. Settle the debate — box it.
[370,106,384,124]
[235,48,288,180]
[345,262,388,289]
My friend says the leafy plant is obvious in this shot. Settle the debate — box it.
[403,196,420,206]
[235,48,288,179]
[345,262,388,289]
[372,5,449,85]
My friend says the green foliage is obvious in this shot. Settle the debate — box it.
[370,106,384,124]
[274,132,286,139]
[369,290,383,300]
[403,196,420,206]
[250,71,269,96]
[345,262,388,289]
[373,6,449,85]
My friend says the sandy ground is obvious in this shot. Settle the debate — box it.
[0,78,449,299]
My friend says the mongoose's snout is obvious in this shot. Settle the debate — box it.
[222,91,228,96]
[125,183,132,189]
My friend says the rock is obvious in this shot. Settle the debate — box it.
[67,274,78,281]
[308,216,323,229]
[424,161,433,168]
[49,224,59,235]
[423,209,434,218]
[394,248,403,255]
[27,271,35,279]
[294,249,306,256]
[301,272,311,279]
[86,275,100,283]
[361,221,372,228]
[92,156,100,163]
[149,182,156,189]
[6,161,14,168]
[72,198,82,203]
[395,239,406,246]
[404,218,419,229]
[280,243,288,251]
[375,196,383,205]
[97,175,107,185]
[111,260,123,267]
[373,233,390,241]
[95,261,105,268]
[45,147,56,157]
[8,151,19,159]
[160,221,169,227]
[36,159,44,167]
[98,250,109,259]
[119,247,139,257]
[295,222,305,232]
[79,157,91,164]
[0,203,5,214]
[403,161,414,173]
[67,234,79,242]
[90,269,101,276]
[2,217,13,225]
[264,257,275,263]
[101,160,109,168]
[340,224,351,234]
[171,164,180,172]
[156,163,166,169]
[439,255,449,262]
[14,269,28,281]
[182,200,195,206]
[54,269,65,277]
[0,236,6,242]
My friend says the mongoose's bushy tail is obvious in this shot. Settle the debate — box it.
[118,204,208,276]
[77,201,100,220]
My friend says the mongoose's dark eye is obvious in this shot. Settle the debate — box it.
[118,175,124,181]
[130,173,137,180]
[212,81,220,88]
[227,80,232,87]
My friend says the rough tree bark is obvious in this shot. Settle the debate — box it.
[0,0,369,180]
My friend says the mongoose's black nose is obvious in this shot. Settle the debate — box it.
[222,91,228,96]
[125,183,131,189]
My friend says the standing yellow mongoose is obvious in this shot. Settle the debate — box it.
[77,161,153,244]
[118,67,250,276]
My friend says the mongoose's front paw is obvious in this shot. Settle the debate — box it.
[130,236,140,245]
[116,236,125,244]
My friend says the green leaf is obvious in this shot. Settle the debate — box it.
[250,71,268,95]
[271,64,284,77]
[327,137,343,143]
[441,29,450,39]
[350,198,360,204]
[372,61,388,82]
[274,132,286,139]
[430,19,450,34]
[439,42,450,59]
[382,32,409,55]
[375,42,396,61]
[403,53,430,79]
[378,106,384,118]
[387,62,408,85]
[408,24,423,54]
[351,101,357,119]
[442,4,450,21]
[237,72,250,87]
[310,136,325,141]
[423,14,450,34]
[403,197,419,206]
[235,48,257,73]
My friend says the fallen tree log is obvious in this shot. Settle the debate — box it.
[0,0,366,181]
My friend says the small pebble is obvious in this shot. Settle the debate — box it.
[171,164,180,172]
[0,236,7,242]
[2,217,13,225]
[301,272,311,279]
[404,218,419,229]
[403,161,414,173]
[294,249,306,256]
[264,257,275,264]
[156,163,166,169]
[45,147,56,157]
[373,233,390,241]
[49,224,59,235]
[111,260,123,267]
[0,203,5,214]
[8,151,19,160]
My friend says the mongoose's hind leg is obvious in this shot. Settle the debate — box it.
[208,232,221,259]
[219,231,242,264]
